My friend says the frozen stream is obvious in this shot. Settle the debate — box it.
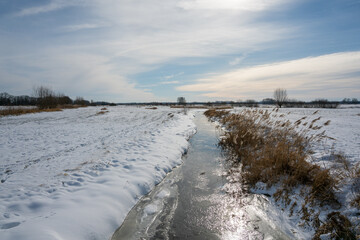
[111,112,291,240]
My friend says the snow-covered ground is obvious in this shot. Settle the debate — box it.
[0,106,196,240]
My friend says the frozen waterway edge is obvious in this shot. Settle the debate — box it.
[112,112,296,240]
[0,106,196,240]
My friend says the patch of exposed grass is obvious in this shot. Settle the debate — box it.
[204,109,230,119]
[96,110,108,115]
[313,212,356,240]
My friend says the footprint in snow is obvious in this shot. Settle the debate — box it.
[1,222,21,229]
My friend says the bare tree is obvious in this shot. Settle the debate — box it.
[273,88,287,108]
[33,86,57,109]
[177,97,186,106]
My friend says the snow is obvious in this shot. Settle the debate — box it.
[0,106,196,240]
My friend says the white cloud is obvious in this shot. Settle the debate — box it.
[163,72,184,80]
[15,0,82,17]
[160,81,180,85]
[0,50,159,102]
[177,0,287,11]
[85,0,291,67]
[61,23,106,32]
[229,55,246,66]
[177,52,360,100]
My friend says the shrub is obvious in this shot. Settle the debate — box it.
[313,212,356,240]
[206,109,342,212]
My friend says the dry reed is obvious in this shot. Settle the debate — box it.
[204,108,357,238]
[0,107,62,116]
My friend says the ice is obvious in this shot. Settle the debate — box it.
[0,106,196,240]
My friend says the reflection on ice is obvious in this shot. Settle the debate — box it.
[112,113,291,240]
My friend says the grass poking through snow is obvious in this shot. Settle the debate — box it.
[205,108,357,239]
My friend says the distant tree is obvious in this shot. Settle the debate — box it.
[311,98,338,108]
[352,98,358,103]
[273,88,288,108]
[342,98,351,103]
[261,98,275,104]
[244,99,258,107]
[33,86,57,109]
[74,97,89,106]
[57,93,73,105]
[0,92,12,105]
[177,97,186,106]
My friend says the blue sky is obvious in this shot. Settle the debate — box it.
[0,0,359,102]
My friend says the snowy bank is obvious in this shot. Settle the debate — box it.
[0,106,196,240]
[211,107,360,238]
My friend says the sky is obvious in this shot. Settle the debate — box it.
[0,0,359,102]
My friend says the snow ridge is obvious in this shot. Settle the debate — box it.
[0,106,196,240]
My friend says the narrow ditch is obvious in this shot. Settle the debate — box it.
[111,112,291,239]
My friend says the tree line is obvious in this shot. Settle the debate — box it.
[0,86,90,109]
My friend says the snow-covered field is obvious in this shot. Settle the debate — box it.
[0,106,196,240]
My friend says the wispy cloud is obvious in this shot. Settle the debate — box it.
[1,0,295,101]
[177,52,360,100]
[160,80,180,85]
[0,50,158,102]
[15,0,80,17]
[177,0,287,11]
[61,23,107,32]
[163,72,184,80]
[7,0,352,102]
[229,55,246,66]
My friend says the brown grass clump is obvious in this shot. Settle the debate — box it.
[96,110,108,115]
[0,104,88,117]
[313,212,356,240]
[101,107,108,110]
[209,108,339,205]
[59,104,87,109]
[205,109,355,236]
[145,107,157,110]
[205,109,360,237]
[204,109,230,119]
[0,107,62,116]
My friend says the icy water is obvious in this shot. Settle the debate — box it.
[111,113,291,240]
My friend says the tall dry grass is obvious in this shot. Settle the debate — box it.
[205,108,356,239]
[0,105,87,117]
[0,107,62,116]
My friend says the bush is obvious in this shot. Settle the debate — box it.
[33,86,58,109]
[206,109,341,206]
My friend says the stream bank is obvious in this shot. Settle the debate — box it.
[112,112,292,239]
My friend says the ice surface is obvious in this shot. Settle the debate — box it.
[0,106,196,240]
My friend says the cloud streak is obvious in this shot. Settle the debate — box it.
[61,23,106,32]
[177,52,360,100]
[177,0,287,11]
[15,0,81,17]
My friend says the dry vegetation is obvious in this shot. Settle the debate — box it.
[0,105,87,117]
[0,107,62,116]
[204,108,358,239]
